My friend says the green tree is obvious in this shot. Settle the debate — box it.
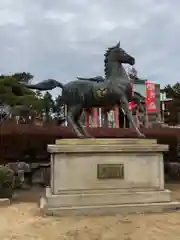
[161,83,180,99]
[161,82,180,125]
[0,73,44,118]
[12,72,33,83]
[54,95,64,118]
[42,92,55,121]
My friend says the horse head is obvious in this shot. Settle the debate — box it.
[105,41,135,64]
[104,41,135,79]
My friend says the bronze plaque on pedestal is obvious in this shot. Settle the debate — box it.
[97,164,124,179]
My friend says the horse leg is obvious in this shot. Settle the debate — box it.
[77,120,93,138]
[120,96,145,138]
[67,106,84,138]
[138,103,147,127]
[73,105,93,138]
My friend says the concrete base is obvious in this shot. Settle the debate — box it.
[40,197,180,216]
[43,187,172,207]
[41,138,180,216]
[40,187,180,216]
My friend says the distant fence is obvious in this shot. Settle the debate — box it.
[0,122,179,164]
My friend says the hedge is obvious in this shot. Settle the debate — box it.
[0,123,179,163]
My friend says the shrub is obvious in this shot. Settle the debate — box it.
[0,165,14,198]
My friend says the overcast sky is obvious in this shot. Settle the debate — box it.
[0,0,179,94]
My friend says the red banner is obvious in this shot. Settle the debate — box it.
[145,81,156,113]
[129,79,138,111]
[129,79,136,110]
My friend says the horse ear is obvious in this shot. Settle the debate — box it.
[116,41,120,47]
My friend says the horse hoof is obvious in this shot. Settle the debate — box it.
[88,136,94,139]
[139,134,145,139]
[79,135,85,139]
[83,134,94,139]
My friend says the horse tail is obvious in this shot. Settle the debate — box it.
[20,79,64,91]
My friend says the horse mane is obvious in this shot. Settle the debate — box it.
[104,45,118,79]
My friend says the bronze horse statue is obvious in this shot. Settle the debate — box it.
[20,42,145,138]
[77,71,146,121]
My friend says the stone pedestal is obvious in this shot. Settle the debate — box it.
[40,138,180,216]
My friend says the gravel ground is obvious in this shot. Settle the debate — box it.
[0,184,180,240]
